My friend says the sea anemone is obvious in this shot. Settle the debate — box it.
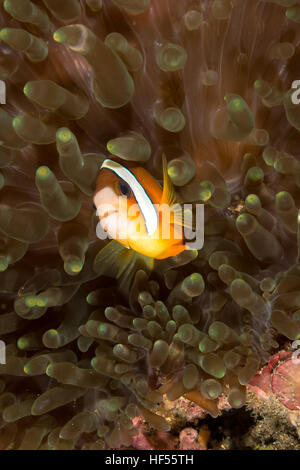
[0,0,300,450]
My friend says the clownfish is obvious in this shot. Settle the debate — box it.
[93,156,190,260]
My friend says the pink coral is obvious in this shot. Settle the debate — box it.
[249,351,300,411]
[179,427,205,450]
[132,416,178,450]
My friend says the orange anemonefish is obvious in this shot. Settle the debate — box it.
[93,156,190,260]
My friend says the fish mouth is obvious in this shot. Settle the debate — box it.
[99,209,117,219]
[99,209,117,233]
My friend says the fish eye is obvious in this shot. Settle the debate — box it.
[118,181,131,197]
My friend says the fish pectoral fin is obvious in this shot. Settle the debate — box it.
[93,240,155,294]
[120,241,130,249]
[93,240,133,279]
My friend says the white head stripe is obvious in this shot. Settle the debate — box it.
[101,159,159,236]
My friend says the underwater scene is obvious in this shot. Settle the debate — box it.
[0,0,300,452]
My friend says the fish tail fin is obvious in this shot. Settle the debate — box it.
[161,154,195,231]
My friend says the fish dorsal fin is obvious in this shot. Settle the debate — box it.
[161,155,193,229]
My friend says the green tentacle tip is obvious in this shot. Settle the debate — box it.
[236,214,248,228]
[285,6,300,23]
[183,273,204,296]
[36,296,47,307]
[199,189,212,202]
[276,190,288,200]
[189,273,202,283]
[47,329,58,338]
[98,324,108,335]
[69,260,83,273]
[86,292,95,304]
[247,167,263,182]
[23,83,31,97]
[167,165,179,178]
[199,181,214,201]
[228,97,244,111]
[246,194,259,205]
[0,257,8,272]
[12,115,23,130]
[17,337,28,350]
[46,363,54,376]
[25,296,37,308]
[37,166,51,180]
[107,141,114,153]
[23,365,30,375]
[114,344,123,353]
[0,29,8,40]
[53,30,65,43]
[190,250,198,258]
[57,128,72,143]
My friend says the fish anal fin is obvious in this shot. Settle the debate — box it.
[156,243,186,260]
